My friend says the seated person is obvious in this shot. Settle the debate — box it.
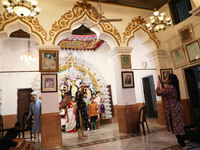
[4,122,21,139]
[0,122,21,150]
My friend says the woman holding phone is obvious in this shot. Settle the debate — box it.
[156,74,185,149]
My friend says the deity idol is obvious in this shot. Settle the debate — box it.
[71,80,78,97]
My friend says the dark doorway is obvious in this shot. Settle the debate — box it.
[142,76,157,118]
[17,89,33,126]
[184,66,200,109]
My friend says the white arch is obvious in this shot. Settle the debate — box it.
[2,20,42,45]
[130,29,157,52]
[54,16,118,50]
[128,29,158,104]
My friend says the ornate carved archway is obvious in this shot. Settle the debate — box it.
[0,1,160,47]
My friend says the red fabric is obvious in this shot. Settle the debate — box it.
[67,127,76,133]
[66,101,77,122]
[156,85,185,135]
[65,101,72,123]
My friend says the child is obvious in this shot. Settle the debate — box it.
[89,98,98,130]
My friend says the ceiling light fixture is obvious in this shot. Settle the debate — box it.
[2,0,40,18]
[146,10,172,32]
[20,39,37,64]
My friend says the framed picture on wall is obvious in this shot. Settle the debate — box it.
[121,71,134,88]
[121,55,132,69]
[185,39,200,62]
[160,68,173,82]
[178,24,194,44]
[170,46,188,69]
[39,50,59,72]
[41,74,58,92]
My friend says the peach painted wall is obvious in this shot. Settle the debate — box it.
[41,92,59,114]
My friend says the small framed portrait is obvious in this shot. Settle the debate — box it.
[39,50,59,72]
[160,68,173,82]
[178,24,194,44]
[170,46,187,69]
[121,71,134,88]
[41,74,58,92]
[185,39,200,62]
[121,55,132,69]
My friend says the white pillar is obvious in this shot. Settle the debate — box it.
[37,45,62,149]
[147,49,167,72]
[109,47,136,105]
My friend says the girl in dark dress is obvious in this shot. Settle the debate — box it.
[75,85,89,140]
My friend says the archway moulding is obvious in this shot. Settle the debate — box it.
[0,1,160,47]
[125,16,160,48]
[0,13,45,44]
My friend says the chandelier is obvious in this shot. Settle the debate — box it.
[2,0,40,18]
[146,11,172,32]
[20,39,37,64]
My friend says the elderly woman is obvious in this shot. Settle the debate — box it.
[156,74,185,149]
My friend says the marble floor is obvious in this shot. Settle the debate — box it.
[31,120,200,150]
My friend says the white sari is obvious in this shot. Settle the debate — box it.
[65,101,76,132]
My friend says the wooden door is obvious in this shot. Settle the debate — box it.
[185,69,200,109]
[17,89,33,126]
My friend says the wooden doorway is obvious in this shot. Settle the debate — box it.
[142,76,157,118]
[17,89,33,126]
[184,66,200,109]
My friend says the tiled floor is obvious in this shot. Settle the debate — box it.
[31,121,200,150]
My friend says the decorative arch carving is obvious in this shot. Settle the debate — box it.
[51,1,122,46]
[0,12,45,44]
[0,2,160,47]
[123,16,160,48]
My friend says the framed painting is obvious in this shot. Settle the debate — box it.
[178,24,194,44]
[160,68,173,82]
[121,55,132,69]
[170,46,187,68]
[185,39,200,62]
[41,74,58,92]
[121,71,134,88]
[39,50,59,72]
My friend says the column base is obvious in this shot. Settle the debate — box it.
[117,104,139,134]
[41,112,62,149]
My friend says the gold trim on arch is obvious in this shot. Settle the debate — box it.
[0,12,45,44]
[0,2,160,48]
[52,1,121,46]
[123,16,160,48]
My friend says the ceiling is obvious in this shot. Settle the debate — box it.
[89,0,169,10]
